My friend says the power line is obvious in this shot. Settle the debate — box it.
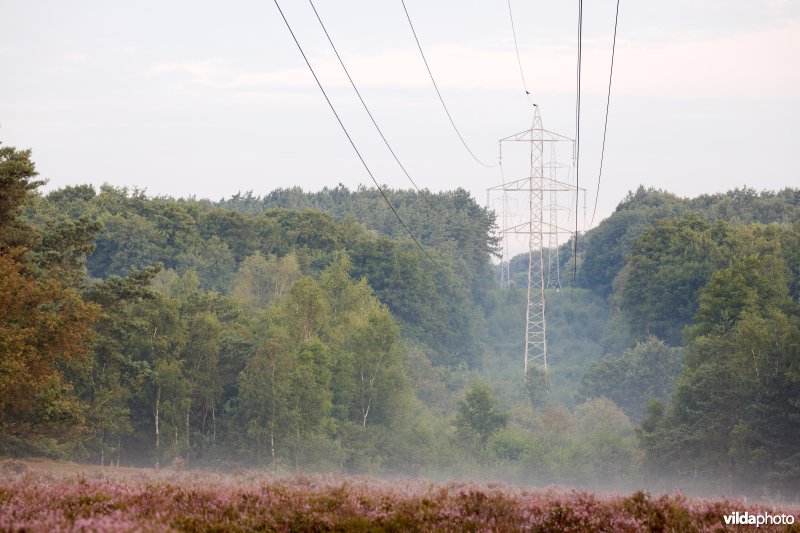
[506,0,536,108]
[589,0,620,228]
[308,0,435,209]
[400,0,498,168]
[272,0,437,266]
[573,0,583,285]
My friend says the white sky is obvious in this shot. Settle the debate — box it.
[1,0,798,229]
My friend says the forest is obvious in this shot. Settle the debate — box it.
[1,145,799,497]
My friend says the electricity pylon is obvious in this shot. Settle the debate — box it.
[499,190,512,289]
[488,107,584,377]
[546,144,561,291]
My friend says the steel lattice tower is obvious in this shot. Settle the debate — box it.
[488,107,583,376]
[546,144,561,291]
[499,190,512,289]
[524,109,546,374]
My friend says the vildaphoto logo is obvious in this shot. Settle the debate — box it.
[723,511,795,527]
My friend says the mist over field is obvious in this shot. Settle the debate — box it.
[2,147,800,531]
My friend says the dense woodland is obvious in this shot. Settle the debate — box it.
[1,145,799,496]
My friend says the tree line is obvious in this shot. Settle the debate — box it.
[1,146,497,472]
[575,189,800,494]
[2,145,799,495]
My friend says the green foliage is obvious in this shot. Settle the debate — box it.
[236,259,410,470]
[621,217,727,345]
[578,337,683,422]
[222,186,500,305]
[16,176,500,470]
[37,183,488,371]
[579,187,686,296]
[579,186,800,298]
[90,213,168,278]
[477,399,641,486]
[783,221,800,301]
[349,237,479,367]
[524,367,549,411]
[230,252,301,312]
[456,382,509,447]
[639,235,800,492]
[81,266,161,464]
[0,146,44,249]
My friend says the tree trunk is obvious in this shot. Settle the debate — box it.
[185,405,191,460]
[154,385,161,469]
[362,397,371,428]
[295,425,300,472]
[270,359,276,460]
[151,326,160,469]
[270,427,275,460]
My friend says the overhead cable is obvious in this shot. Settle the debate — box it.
[272,0,437,265]
[589,0,620,228]
[506,0,536,108]
[307,0,434,209]
[573,0,583,285]
[400,0,498,168]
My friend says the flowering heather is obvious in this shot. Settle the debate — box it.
[0,462,797,531]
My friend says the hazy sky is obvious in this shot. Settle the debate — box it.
[2,0,798,229]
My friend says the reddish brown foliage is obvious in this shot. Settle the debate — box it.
[0,250,99,427]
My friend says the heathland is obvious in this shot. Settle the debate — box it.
[4,460,798,531]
